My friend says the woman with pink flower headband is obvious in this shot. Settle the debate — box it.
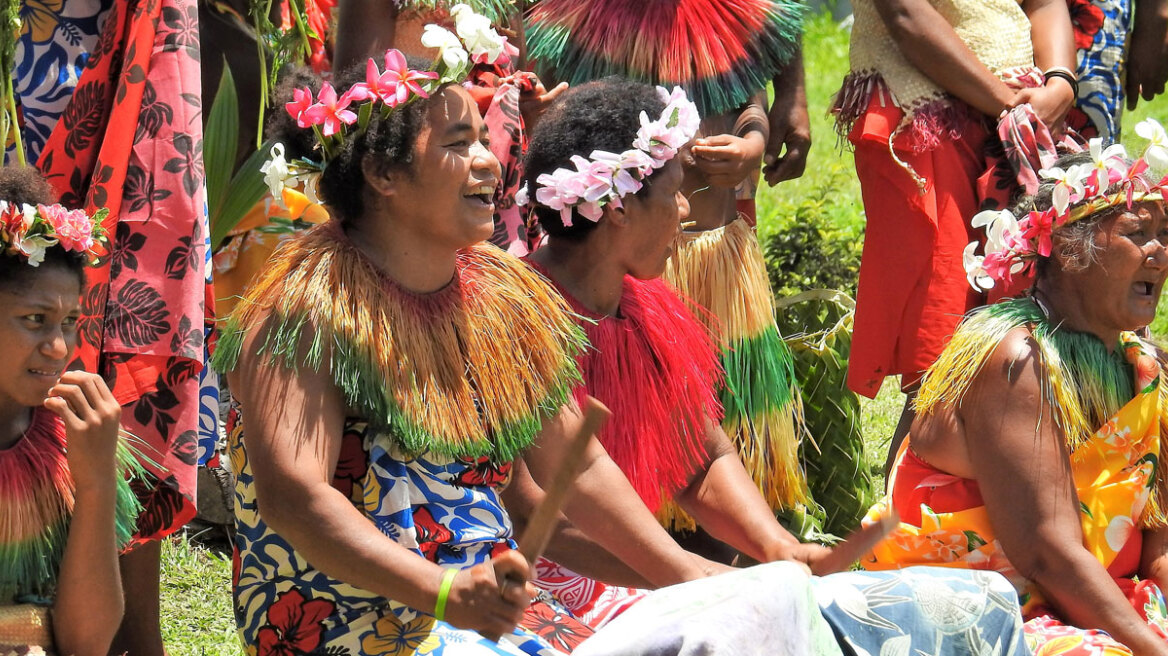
[860,124,1168,655]
[0,167,146,656]
[212,16,822,652]
[516,77,1033,656]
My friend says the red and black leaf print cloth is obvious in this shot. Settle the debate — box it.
[37,0,209,545]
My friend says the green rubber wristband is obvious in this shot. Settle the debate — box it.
[434,568,458,622]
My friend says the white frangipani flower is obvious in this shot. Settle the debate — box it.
[971,209,1018,255]
[449,4,505,63]
[963,242,994,291]
[1135,118,1168,170]
[1038,163,1088,215]
[421,24,469,71]
[260,143,290,205]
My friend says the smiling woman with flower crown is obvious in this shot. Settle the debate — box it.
[861,123,1168,655]
[211,11,740,655]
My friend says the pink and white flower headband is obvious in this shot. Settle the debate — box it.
[0,201,106,267]
[262,4,508,203]
[522,86,701,227]
[964,118,1168,291]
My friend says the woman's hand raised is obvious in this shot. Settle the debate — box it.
[44,371,121,493]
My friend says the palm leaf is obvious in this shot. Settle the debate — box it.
[778,289,877,536]
[204,60,239,225]
[209,139,273,251]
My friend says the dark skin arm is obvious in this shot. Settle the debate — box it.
[873,0,1074,126]
[690,94,768,189]
[674,420,832,570]
[229,323,534,637]
[961,329,1168,656]
[1141,525,1168,593]
[502,457,651,587]
[1015,0,1077,128]
[1127,0,1168,109]
[333,0,400,73]
[46,372,125,656]
[763,46,811,186]
[522,404,716,587]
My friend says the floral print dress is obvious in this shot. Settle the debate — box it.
[864,330,1168,655]
[228,408,593,656]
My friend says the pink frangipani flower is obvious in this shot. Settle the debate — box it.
[303,83,358,137]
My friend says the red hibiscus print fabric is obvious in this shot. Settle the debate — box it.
[519,600,595,652]
[413,507,455,562]
[256,588,336,656]
[454,455,512,488]
[36,0,208,543]
[1067,0,1105,51]
[332,423,370,501]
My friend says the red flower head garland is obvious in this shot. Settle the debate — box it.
[964,119,1168,291]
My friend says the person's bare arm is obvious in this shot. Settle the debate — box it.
[674,420,831,569]
[964,328,1168,656]
[333,0,400,74]
[523,404,713,588]
[872,0,1015,117]
[1127,0,1168,109]
[1141,525,1168,593]
[231,322,533,636]
[502,457,650,588]
[48,372,125,656]
[764,47,811,185]
[1015,0,1076,128]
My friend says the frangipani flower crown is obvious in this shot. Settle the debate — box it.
[964,118,1168,291]
[260,4,507,204]
[0,201,106,267]
[522,86,701,227]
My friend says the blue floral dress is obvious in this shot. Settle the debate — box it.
[228,409,591,656]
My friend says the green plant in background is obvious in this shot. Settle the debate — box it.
[248,0,315,148]
[203,63,274,251]
[0,0,24,165]
[759,165,864,299]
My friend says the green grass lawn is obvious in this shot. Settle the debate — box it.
[159,12,1168,654]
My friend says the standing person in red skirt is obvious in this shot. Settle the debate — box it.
[833,0,1077,472]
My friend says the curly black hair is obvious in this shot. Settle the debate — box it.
[265,64,327,161]
[315,56,448,225]
[0,166,85,290]
[524,78,666,241]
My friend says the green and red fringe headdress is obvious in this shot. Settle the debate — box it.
[525,0,805,118]
[1,408,145,602]
[539,268,722,518]
[213,222,586,461]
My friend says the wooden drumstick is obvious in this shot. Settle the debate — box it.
[517,396,611,563]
